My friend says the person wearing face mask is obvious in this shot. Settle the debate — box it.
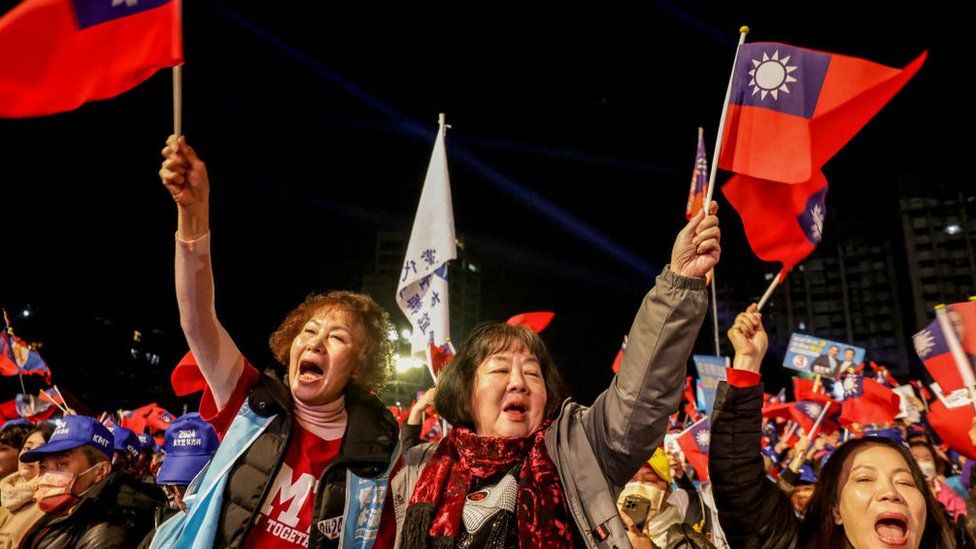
[0,423,54,548]
[618,448,715,548]
[17,415,165,549]
[910,440,967,522]
[709,304,959,548]
[151,136,399,548]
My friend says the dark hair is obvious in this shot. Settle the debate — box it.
[434,322,568,429]
[0,424,32,450]
[24,422,56,445]
[797,436,954,548]
[908,439,949,476]
[268,291,395,392]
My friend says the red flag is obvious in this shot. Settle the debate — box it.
[676,418,710,482]
[506,312,554,334]
[0,0,182,117]
[428,342,454,376]
[610,335,627,374]
[718,43,926,184]
[761,401,793,422]
[793,377,837,407]
[722,171,827,271]
[913,302,976,393]
[685,129,708,220]
[789,401,839,436]
[0,333,18,376]
[839,374,901,427]
[171,351,207,397]
[927,399,976,460]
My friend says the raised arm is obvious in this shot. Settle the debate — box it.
[711,304,799,547]
[583,204,719,485]
[160,135,244,410]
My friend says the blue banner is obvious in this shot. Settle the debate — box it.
[784,333,866,376]
[693,355,728,417]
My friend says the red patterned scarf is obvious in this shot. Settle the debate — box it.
[401,420,573,548]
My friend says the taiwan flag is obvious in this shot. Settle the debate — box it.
[793,377,836,407]
[676,417,711,481]
[0,0,182,117]
[839,373,900,428]
[790,400,839,436]
[720,43,924,272]
[719,43,926,185]
[913,302,976,393]
[927,399,976,460]
[685,129,708,220]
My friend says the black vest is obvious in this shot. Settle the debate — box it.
[215,370,398,548]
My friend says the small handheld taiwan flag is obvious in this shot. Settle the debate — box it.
[676,417,710,481]
[913,301,976,393]
[0,0,183,117]
[685,128,708,221]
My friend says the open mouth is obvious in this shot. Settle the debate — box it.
[874,513,909,546]
[298,360,325,383]
[503,403,527,419]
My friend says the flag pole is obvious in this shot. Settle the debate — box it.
[757,268,787,311]
[702,26,749,213]
[172,65,183,138]
[934,304,976,413]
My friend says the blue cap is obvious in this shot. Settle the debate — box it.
[156,413,218,485]
[137,433,158,453]
[865,427,904,444]
[0,418,32,432]
[21,415,114,462]
[108,425,141,460]
[798,463,817,484]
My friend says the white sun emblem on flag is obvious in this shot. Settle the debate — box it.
[695,429,710,449]
[803,402,822,418]
[810,204,824,242]
[749,51,798,101]
[913,329,936,358]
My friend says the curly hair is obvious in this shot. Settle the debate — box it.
[268,291,394,392]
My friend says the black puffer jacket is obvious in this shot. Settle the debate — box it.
[709,381,798,549]
[215,370,398,548]
[21,470,165,549]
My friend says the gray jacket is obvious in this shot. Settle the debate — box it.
[391,267,707,548]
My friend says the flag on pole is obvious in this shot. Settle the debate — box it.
[718,43,926,184]
[719,43,924,272]
[0,0,183,118]
[396,118,457,373]
[913,302,976,393]
[790,400,839,435]
[506,312,555,334]
[838,372,900,427]
[686,128,708,220]
[927,398,976,460]
[676,417,711,481]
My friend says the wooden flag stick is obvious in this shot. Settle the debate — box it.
[757,268,787,311]
[172,65,183,138]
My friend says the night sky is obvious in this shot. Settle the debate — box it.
[1,0,965,412]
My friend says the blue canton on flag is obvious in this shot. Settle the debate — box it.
[730,43,831,119]
[72,0,173,30]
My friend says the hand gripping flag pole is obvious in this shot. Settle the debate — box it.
[702,27,749,350]
[934,304,976,414]
[788,401,831,472]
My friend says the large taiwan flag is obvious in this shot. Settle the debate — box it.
[0,0,182,117]
[720,43,925,271]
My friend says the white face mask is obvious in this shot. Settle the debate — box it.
[619,481,668,522]
[917,460,937,481]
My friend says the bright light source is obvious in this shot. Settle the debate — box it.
[468,263,478,273]
[798,322,806,330]
[946,223,962,236]
[764,273,774,281]
[401,329,412,340]
[395,355,423,373]
[387,328,399,342]
[21,309,30,318]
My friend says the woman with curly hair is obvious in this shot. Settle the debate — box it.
[150,135,399,549]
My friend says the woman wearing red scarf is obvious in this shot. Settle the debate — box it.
[392,204,721,548]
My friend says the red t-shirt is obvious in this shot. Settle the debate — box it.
[200,361,397,548]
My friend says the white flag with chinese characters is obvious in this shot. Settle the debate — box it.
[396,121,456,357]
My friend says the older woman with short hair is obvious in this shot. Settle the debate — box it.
[392,204,720,548]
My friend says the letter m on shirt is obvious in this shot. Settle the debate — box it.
[260,464,316,528]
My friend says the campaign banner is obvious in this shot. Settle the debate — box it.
[693,355,728,417]
[784,333,866,376]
